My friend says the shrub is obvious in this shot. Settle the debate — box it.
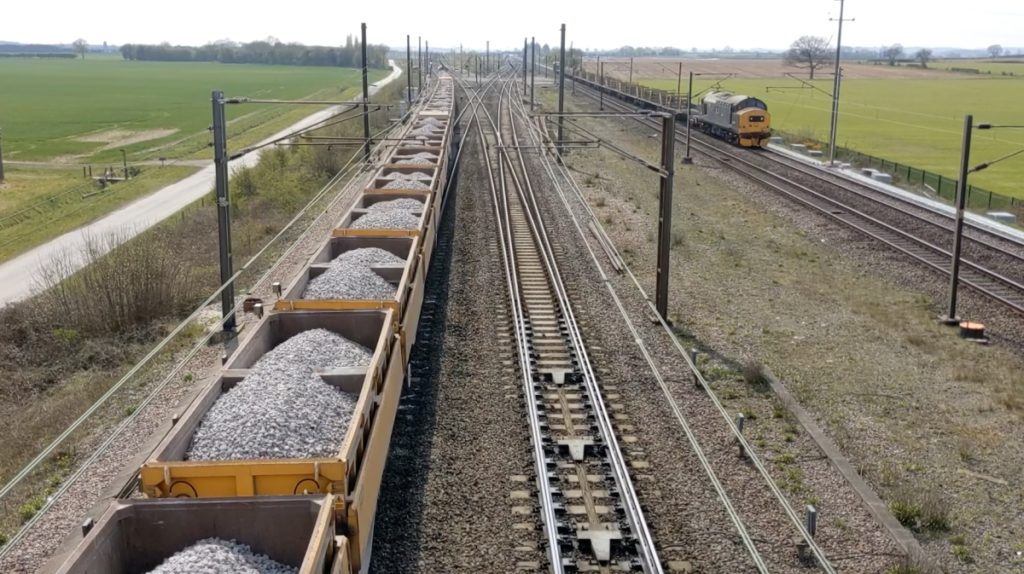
[34,230,201,335]
[742,359,769,387]
[889,486,951,532]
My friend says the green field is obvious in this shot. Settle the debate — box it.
[0,56,387,261]
[642,75,1024,200]
[0,56,385,163]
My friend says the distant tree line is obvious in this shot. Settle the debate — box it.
[0,52,76,59]
[0,43,74,55]
[119,37,390,68]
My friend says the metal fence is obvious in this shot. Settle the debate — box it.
[833,146,1021,212]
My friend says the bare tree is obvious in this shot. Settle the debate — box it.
[988,44,1003,58]
[72,39,88,59]
[883,44,904,66]
[915,48,933,68]
[784,36,832,80]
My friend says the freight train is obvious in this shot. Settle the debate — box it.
[691,90,773,148]
[44,74,457,574]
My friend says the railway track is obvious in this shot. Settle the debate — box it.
[447,61,852,572]
[470,68,662,573]
[568,76,1024,318]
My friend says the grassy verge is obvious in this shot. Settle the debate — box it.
[0,165,199,262]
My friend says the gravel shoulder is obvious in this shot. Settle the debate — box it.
[540,85,1024,572]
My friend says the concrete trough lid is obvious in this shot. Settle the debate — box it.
[987,211,1017,225]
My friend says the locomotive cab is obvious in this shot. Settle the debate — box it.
[735,108,772,148]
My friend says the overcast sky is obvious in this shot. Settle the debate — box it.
[5,0,1021,52]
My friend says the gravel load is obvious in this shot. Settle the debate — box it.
[333,247,406,267]
[368,198,424,212]
[303,247,404,300]
[396,157,436,165]
[349,209,421,230]
[385,171,432,181]
[147,538,297,574]
[383,179,431,191]
[186,329,371,461]
[411,126,444,137]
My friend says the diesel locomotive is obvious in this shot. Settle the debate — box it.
[692,91,772,148]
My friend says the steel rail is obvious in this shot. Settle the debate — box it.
[502,78,664,574]
[517,87,836,571]
[569,72,1024,256]
[761,149,1024,262]
[692,142,1024,315]
[456,69,567,574]
[573,79,1024,317]
[515,92,774,573]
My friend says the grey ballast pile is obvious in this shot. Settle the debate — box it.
[147,538,297,574]
[368,198,424,212]
[303,247,404,300]
[395,152,437,165]
[349,209,421,229]
[186,329,372,461]
[383,179,431,191]
[410,126,443,137]
[385,171,432,181]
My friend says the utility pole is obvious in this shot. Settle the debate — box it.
[486,41,490,74]
[629,56,633,84]
[211,90,235,332]
[120,148,128,180]
[944,114,972,324]
[360,23,371,164]
[828,0,853,166]
[557,24,566,156]
[523,37,528,96]
[530,37,536,110]
[683,71,694,164]
[425,40,429,78]
[406,35,412,104]
[476,57,480,84]
[675,62,683,108]
[655,113,676,321]
[418,36,422,94]
[570,41,575,95]
[459,44,463,73]
[599,61,605,111]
